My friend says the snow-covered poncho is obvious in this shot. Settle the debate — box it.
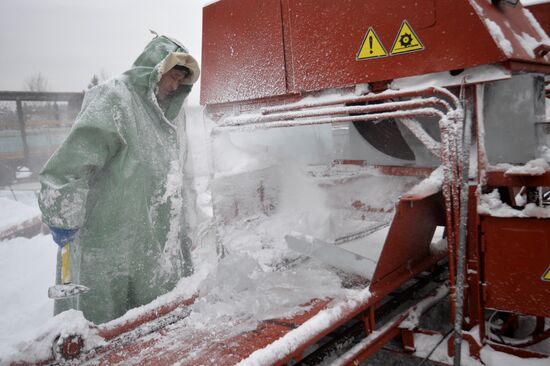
[38,35,200,324]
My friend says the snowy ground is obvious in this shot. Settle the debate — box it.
[0,187,58,359]
[0,234,57,357]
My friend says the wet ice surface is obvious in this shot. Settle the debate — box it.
[181,212,347,335]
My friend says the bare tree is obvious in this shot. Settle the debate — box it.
[88,69,110,90]
[99,69,110,82]
[88,74,100,90]
[24,72,49,92]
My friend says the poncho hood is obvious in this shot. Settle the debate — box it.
[123,35,200,121]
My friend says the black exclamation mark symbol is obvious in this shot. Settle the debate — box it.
[369,35,373,54]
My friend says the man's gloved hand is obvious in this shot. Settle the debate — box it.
[48,226,79,247]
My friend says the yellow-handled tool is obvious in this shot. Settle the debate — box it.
[48,242,90,299]
[61,244,71,284]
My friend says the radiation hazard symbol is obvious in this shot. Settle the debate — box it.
[357,27,388,60]
[390,20,424,55]
[543,265,550,282]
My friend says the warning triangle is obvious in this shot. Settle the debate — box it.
[357,27,387,60]
[390,20,424,55]
[543,266,550,281]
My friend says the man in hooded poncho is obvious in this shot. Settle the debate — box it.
[38,35,200,324]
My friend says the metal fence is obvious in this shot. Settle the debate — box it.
[0,91,83,185]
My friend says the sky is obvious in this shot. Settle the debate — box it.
[0,0,213,105]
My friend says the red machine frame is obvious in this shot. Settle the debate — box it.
[200,0,550,363]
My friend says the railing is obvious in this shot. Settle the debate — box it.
[0,91,83,177]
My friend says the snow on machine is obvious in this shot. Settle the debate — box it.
[18,0,550,365]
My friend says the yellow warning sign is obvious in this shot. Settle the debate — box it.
[357,27,388,60]
[543,265,550,281]
[390,20,424,55]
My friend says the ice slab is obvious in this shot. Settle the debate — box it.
[339,226,389,264]
[285,229,386,280]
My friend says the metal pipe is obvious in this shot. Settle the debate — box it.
[439,124,458,290]
[260,86,460,114]
[214,108,445,133]
[399,117,442,158]
[488,328,550,348]
[222,97,448,127]
[453,89,472,366]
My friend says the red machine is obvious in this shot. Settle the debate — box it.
[526,1,550,35]
[525,0,550,97]
[23,0,550,365]
[200,0,550,363]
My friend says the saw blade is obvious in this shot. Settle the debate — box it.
[285,233,377,279]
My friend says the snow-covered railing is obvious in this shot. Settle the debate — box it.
[0,215,43,241]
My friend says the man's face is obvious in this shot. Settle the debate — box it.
[157,68,188,100]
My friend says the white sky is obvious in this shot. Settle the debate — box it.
[0,0,546,106]
[0,0,213,105]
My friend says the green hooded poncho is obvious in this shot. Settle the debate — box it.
[39,36,200,324]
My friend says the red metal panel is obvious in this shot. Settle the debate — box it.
[201,0,550,106]
[479,1,550,62]
[482,217,550,317]
[371,192,445,288]
[200,0,287,104]
[78,300,331,365]
[527,3,550,35]
[465,186,486,339]
[284,0,504,93]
